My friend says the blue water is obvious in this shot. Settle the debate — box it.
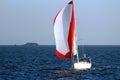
[0,45,120,80]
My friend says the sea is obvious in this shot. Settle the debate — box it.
[0,45,120,80]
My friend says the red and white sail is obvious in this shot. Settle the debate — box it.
[53,1,75,58]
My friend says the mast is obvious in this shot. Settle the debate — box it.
[72,0,79,62]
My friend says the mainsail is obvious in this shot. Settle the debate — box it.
[53,1,75,58]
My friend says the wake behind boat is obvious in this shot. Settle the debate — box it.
[53,0,92,70]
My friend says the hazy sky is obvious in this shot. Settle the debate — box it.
[0,0,120,45]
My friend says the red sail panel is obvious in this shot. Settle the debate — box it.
[68,1,75,58]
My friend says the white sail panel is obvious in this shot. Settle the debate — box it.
[73,36,78,55]
[54,4,72,55]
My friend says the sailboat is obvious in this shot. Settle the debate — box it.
[53,0,92,70]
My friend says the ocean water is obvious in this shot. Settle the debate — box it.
[0,45,120,80]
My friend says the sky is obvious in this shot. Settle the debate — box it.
[0,0,120,45]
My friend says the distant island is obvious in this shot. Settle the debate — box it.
[23,43,39,46]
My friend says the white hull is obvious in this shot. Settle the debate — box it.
[74,61,92,70]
